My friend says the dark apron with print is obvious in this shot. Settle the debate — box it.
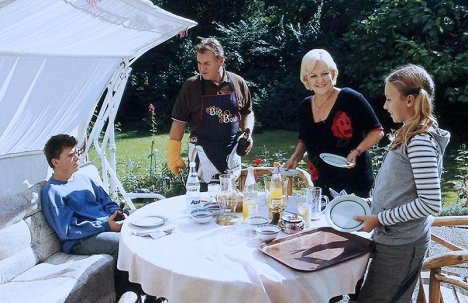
[189,74,240,174]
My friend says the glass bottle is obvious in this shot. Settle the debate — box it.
[236,128,251,156]
[269,162,286,224]
[186,161,201,214]
[242,166,258,220]
[270,162,283,201]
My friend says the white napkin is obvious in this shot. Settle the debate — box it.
[132,226,174,239]
[329,188,349,199]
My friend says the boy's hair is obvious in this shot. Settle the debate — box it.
[44,134,77,168]
[196,37,224,59]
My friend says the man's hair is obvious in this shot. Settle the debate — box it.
[44,134,77,168]
[196,37,224,59]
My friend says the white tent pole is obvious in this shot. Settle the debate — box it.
[93,140,136,210]
[84,60,126,190]
[105,60,131,197]
[84,68,120,159]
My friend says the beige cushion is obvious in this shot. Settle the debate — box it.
[0,181,60,284]
[0,253,114,303]
[0,181,45,230]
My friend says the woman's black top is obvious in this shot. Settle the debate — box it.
[298,88,382,197]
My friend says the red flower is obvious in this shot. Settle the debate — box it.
[148,104,155,115]
[252,158,263,166]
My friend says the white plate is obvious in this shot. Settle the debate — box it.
[319,153,351,168]
[325,195,370,232]
[131,215,167,228]
[279,167,299,176]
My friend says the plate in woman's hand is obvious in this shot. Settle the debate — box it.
[319,153,352,168]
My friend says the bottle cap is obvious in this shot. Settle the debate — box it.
[273,162,280,168]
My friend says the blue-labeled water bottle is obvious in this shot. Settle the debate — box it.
[186,161,201,214]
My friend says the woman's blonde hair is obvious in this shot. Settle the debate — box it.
[300,49,338,90]
[386,64,438,149]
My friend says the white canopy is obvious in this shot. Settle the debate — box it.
[0,0,196,198]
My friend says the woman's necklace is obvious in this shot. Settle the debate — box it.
[314,89,335,111]
[314,99,329,111]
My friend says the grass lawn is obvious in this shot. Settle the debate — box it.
[93,129,465,210]
[96,129,300,173]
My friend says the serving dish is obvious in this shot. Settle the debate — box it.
[256,224,281,241]
[191,209,213,224]
[247,216,269,231]
[204,202,222,216]
[258,227,371,271]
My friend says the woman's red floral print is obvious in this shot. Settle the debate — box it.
[307,161,319,181]
[331,111,353,139]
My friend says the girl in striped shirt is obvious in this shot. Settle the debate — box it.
[355,64,450,302]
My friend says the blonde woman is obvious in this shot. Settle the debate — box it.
[285,49,384,198]
[355,64,451,302]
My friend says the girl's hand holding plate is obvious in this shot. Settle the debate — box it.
[353,214,379,232]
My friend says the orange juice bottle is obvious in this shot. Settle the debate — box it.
[270,162,283,199]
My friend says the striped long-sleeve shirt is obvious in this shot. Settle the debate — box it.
[371,128,450,245]
[378,134,441,226]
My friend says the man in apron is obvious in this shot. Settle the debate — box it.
[167,37,255,189]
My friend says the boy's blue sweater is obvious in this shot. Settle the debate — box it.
[41,173,119,253]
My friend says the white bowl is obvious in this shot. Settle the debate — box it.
[191,209,213,224]
[255,224,281,241]
[246,216,269,231]
[204,203,222,216]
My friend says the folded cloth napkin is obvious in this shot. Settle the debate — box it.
[132,226,174,239]
[329,188,349,199]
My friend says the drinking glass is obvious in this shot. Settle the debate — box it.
[297,200,311,228]
[306,187,329,220]
[207,183,220,203]
[263,176,271,207]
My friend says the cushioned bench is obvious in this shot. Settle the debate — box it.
[0,181,116,303]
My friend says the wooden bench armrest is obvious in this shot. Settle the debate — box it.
[432,216,468,227]
[422,250,468,270]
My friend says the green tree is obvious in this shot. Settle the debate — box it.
[340,0,468,138]
[117,0,467,141]
[216,0,324,129]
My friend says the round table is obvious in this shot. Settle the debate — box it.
[117,194,370,303]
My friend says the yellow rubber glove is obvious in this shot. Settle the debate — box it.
[166,140,186,176]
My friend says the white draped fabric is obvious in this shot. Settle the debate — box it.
[0,55,118,155]
[0,0,196,196]
[0,0,192,57]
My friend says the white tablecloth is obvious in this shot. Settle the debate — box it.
[117,194,370,303]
